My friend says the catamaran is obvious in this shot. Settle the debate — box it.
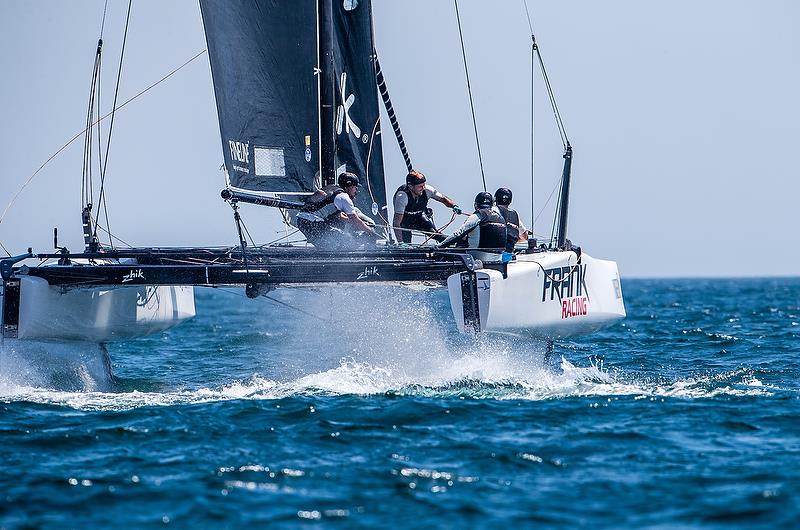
[0,0,625,377]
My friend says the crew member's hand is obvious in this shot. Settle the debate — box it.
[452,205,463,215]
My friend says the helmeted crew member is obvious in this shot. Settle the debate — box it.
[494,187,529,252]
[392,169,461,244]
[296,172,378,249]
[436,192,507,251]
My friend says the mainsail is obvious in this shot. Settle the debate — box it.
[200,0,387,219]
[199,0,320,195]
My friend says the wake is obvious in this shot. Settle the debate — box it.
[0,353,772,412]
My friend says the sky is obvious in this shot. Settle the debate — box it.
[1,0,798,278]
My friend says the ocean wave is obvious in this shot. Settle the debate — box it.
[0,353,774,411]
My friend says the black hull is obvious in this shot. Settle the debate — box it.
[5,246,503,289]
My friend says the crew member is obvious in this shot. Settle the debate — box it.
[392,169,461,244]
[494,187,529,252]
[296,172,378,249]
[436,192,507,252]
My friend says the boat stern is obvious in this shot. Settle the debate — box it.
[447,250,625,338]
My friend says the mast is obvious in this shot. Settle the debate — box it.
[318,0,336,186]
[556,144,572,248]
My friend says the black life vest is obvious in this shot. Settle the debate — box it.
[497,205,521,252]
[476,208,508,250]
[301,184,345,220]
[396,185,429,222]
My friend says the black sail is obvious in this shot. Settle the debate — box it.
[200,0,320,194]
[330,0,387,220]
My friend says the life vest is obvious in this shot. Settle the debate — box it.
[476,208,508,250]
[396,184,429,222]
[301,184,345,220]
[497,205,521,252]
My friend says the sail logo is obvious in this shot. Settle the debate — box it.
[122,269,145,283]
[541,264,588,302]
[228,140,250,172]
[356,266,379,280]
[336,72,363,140]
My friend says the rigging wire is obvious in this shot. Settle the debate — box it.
[238,214,257,248]
[532,178,561,228]
[94,0,133,249]
[81,45,102,211]
[215,287,331,323]
[522,0,571,246]
[0,48,208,254]
[264,227,302,247]
[523,0,535,233]
[534,47,569,150]
[93,223,134,248]
[99,0,109,38]
[263,294,331,323]
[550,178,563,245]
[454,0,487,192]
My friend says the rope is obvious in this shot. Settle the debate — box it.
[0,49,208,254]
[94,0,133,249]
[454,0,487,192]
[363,115,391,234]
[421,211,457,246]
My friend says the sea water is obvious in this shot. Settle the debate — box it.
[1,278,798,528]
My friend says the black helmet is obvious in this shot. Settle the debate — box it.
[474,191,494,210]
[494,187,513,206]
[338,172,360,188]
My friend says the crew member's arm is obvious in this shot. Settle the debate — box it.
[427,185,456,209]
[392,190,407,241]
[335,194,377,235]
[517,217,529,241]
[437,213,480,248]
[353,207,376,227]
[347,212,377,234]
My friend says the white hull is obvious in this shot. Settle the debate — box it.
[448,250,625,338]
[0,276,195,387]
[3,276,196,342]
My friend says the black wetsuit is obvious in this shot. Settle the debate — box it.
[296,185,360,249]
[394,185,445,243]
[475,208,508,250]
[440,208,507,251]
[497,205,521,252]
